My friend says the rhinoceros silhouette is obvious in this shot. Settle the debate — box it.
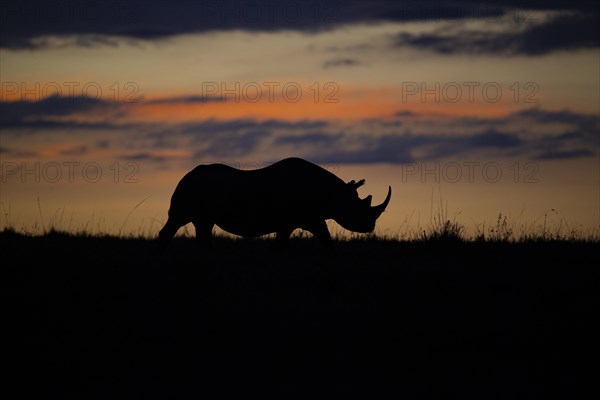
[158,157,391,247]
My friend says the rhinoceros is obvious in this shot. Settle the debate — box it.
[158,157,391,247]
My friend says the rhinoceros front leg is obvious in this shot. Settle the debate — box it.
[304,220,332,242]
[193,221,214,249]
[274,221,332,251]
[275,227,294,250]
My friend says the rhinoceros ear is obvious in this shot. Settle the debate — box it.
[348,179,365,189]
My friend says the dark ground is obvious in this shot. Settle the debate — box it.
[3,231,599,399]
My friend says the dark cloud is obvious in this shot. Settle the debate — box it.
[469,129,522,148]
[120,152,167,163]
[0,149,41,158]
[513,107,599,127]
[302,132,452,164]
[394,12,599,56]
[1,95,106,118]
[275,132,342,145]
[323,58,361,68]
[193,129,272,158]
[532,124,599,160]
[2,1,597,51]
[396,107,598,161]
[25,34,122,49]
[0,0,347,49]
[95,140,110,149]
[186,118,328,133]
[394,107,599,136]
[299,129,528,165]
[288,106,599,164]
[395,110,417,117]
[0,119,127,130]
[2,99,596,164]
[535,149,595,160]
[144,95,226,105]
[329,134,421,164]
[145,118,328,146]
[59,145,89,156]
[0,96,123,129]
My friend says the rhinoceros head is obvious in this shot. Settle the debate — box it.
[334,179,392,233]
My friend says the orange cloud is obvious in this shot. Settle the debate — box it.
[0,83,529,128]
[124,85,522,124]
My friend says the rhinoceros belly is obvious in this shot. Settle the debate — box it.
[215,214,283,238]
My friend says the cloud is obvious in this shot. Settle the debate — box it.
[132,119,334,163]
[273,128,528,165]
[0,0,347,49]
[144,118,329,147]
[0,148,41,158]
[59,145,89,156]
[317,133,419,164]
[25,34,122,49]
[3,1,598,50]
[395,110,417,117]
[119,152,168,163]
[535,149,594,160]
[275,132,342,145]
[512,107,599,127]
[469,129,522,148]
[144,95,226,105]
[310,129,526,164]
[323,58,362,68]
[394,12,599,56]
[1,95,105,118]
[95,140,110,149]
[2,99,596,164]
[193,129,272,158]
[276,107,598,164]
[0,96,124,129]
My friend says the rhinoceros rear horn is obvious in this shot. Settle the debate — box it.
[372,186,392,215]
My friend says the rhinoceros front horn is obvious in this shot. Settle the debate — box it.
[372,186,392,215]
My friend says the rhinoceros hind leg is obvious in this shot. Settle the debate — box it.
[275,228,294,250]
[158,217,184,248]
[193,221,214,249]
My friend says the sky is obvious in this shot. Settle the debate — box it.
[1,0,599,238]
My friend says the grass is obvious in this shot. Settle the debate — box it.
[2,194,598,242]
[1,210,598,243]
[5,204,598,398]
